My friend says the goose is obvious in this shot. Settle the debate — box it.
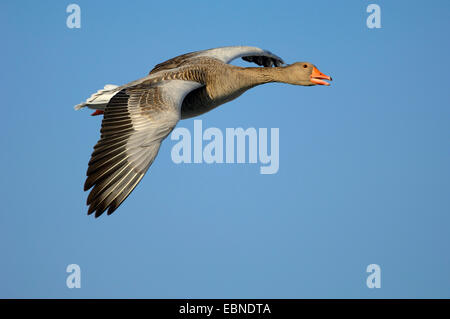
[75,46,332,217]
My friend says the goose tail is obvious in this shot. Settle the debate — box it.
[74,84,119,111]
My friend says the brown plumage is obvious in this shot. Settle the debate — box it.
[75,46,332,217]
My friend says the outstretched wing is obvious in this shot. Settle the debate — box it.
[84,80,202,217]
[150,46,285,74]
[196,46,285,66]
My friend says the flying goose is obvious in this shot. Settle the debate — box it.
[75,46,332,217]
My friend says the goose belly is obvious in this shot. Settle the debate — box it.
[180,85,247,119]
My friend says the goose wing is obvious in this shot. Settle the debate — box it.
[196,46,285,66]
[150,46,285,74]
[84,80,202,217]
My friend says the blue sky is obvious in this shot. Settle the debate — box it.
[0,0,449,298]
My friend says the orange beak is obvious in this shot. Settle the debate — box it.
[310,66,332,86]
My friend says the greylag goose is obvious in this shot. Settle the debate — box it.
[75,46,332,217]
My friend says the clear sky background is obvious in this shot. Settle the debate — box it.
[0,0,449,298]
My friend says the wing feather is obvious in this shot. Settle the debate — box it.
[149,46,285,74]
[84,80,202,217]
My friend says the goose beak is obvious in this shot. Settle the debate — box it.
[310,67,332,86]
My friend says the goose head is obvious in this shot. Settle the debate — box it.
[284,62,332,86]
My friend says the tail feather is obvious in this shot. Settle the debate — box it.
[74,84,119,111]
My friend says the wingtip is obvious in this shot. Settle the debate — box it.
[86,205,115,218]
[87,207,105,219]
[83,181,92,192]
[93,208,105,218]
[87,205,96,216]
